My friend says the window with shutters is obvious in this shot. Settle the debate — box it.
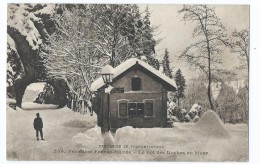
[117,99,153,118]
[117,99,129,118]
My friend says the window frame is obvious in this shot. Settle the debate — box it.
[117,99,155,118]
[117,99,129,118]
[128,102,145,117]
[143,99,155,118]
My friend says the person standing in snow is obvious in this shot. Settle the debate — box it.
[33,113,44,141]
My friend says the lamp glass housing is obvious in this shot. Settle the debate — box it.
[102,73,114,84]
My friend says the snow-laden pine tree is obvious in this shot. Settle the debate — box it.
[237,86,248,123]
[87,5,159,69]
[140,6,159,70]
[215,83,240,123]
[86,4,145,67]
[162,48,173,78]
[174,69,186,107]
[142,6,156,56]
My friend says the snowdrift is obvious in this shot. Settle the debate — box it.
[103,131,115,147]
[115,126,146,144]
[7,98,16,104]
[72,125,103,147]
[195,110,230,138]
[63,119,94,128]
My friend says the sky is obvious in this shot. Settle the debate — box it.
[139,4,249,79]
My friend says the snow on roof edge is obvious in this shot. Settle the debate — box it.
[90,58,176,92]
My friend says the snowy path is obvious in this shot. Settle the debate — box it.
[21,102,59,110]
[7,105,97,160]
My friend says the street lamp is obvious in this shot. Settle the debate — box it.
[101,65,114,85]
[101,65,114,132]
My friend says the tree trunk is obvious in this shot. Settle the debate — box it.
[206,34,214,111]
[14,78,30,108]
[177,97,180,107]
[207,68,214,111]
[111,46,115,67]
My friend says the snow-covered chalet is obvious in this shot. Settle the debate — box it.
[90,58,176,131]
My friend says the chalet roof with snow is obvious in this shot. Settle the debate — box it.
[90,58,176,92]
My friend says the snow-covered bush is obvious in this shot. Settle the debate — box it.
[171,106,186,122]
[181,80,212,114]
[169,104,202,123]
[192,114,200,123]
[187,104,202,121]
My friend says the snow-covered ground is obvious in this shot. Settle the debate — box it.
[6,105,248,161]
[21,102,58,109]
[6,104,97,160]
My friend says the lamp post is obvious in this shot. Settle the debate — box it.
[101,65,114,132]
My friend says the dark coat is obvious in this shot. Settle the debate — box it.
[34,117,43,130]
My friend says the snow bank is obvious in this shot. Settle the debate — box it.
[6,105,16,113]
[115,126,146,144]
[6,104,23,114]
[61,108,97,128]
[7,98,16,104]
[22,102,58,109]
[103,131,115,147]
[63,119,95,128]
[6,98,17,112]
[195,110,230,138]
[72,125,103,147]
